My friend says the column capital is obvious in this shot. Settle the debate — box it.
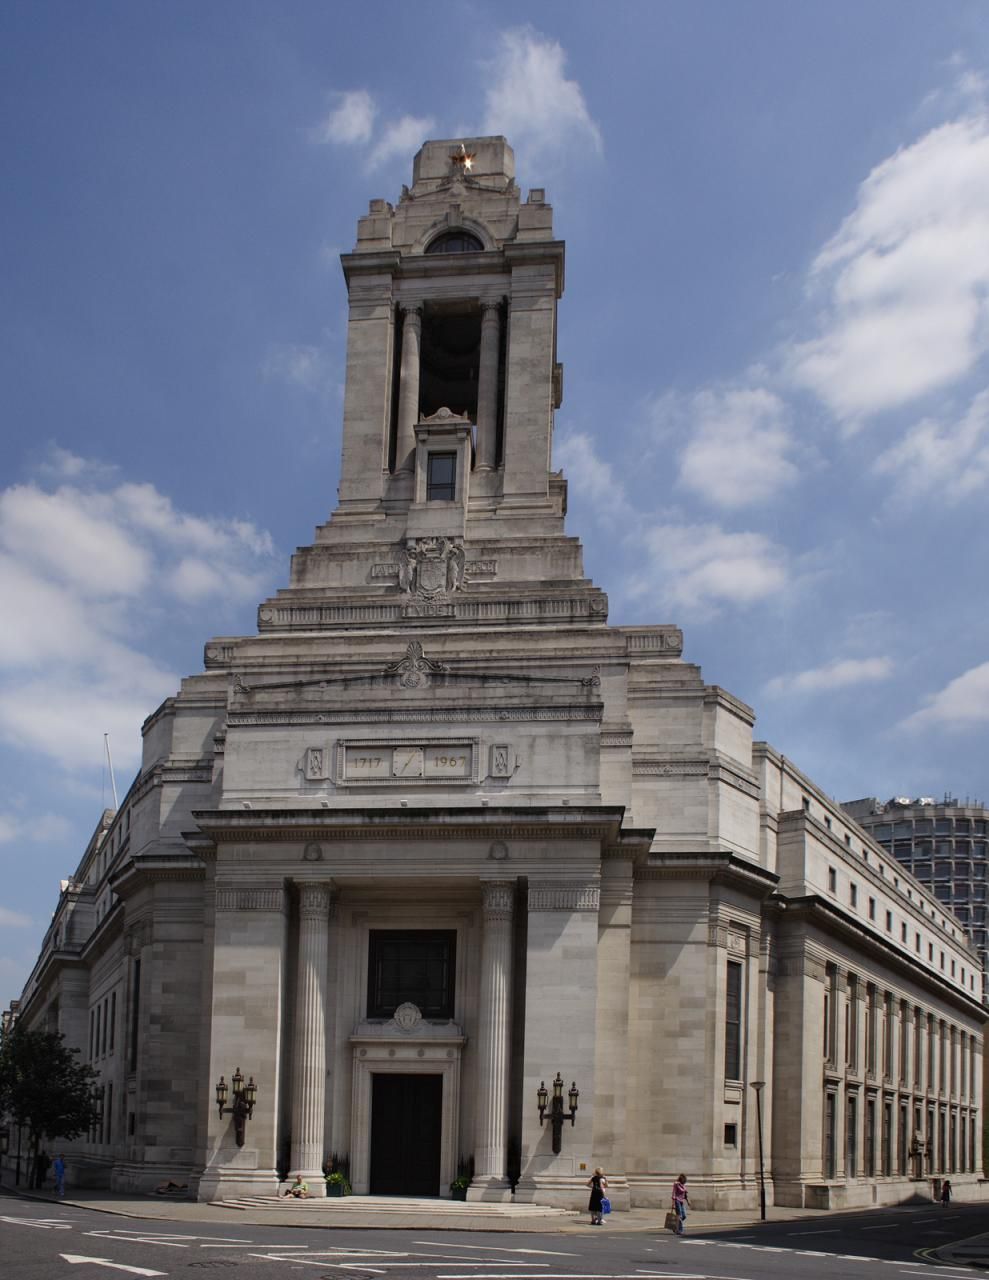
[297,881,334,919]
[481,880,515,921]
[480,298,504,317]
[400,301,423,322]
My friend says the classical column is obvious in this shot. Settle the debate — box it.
[395,304,422,472]
[469,880,514,1200]
[290,882,333,1192]
[475,301,501,470]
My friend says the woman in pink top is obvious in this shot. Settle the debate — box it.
[671,1173,689,1234]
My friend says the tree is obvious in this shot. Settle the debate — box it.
[0,1026,101,1174]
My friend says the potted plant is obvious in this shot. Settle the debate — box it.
[449,1174,470,1201]
[325,1170,351,1197]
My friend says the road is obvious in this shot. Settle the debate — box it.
[1,1198,986,1280]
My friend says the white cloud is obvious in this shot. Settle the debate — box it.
[262,342,338,397]
[0,906,33,928]
[627,523,787,615]
[765,656,894,697]
[554,430,625,519]
[902,661,989,731]
[481,28,602,164]
[0,450,277,772]
[675,388,799,508]
[788,113,989,424]
[314,89,376,145]
[873,386,989,501]
[368,115,436,171]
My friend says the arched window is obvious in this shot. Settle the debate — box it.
[425,230,484,255]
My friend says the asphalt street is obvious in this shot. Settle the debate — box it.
[2,1199,988,1280]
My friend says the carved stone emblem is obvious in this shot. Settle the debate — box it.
[393,1002,422,1032]
[384,641,448,689]
[398,537,465,601]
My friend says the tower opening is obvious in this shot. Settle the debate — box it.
[419,302,481,422]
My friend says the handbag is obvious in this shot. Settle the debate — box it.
[600,1196,611,1215]
[664,1209,679,1231]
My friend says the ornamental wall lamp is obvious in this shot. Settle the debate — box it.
[215,1068,258,1147]
[537,1072,579,1154]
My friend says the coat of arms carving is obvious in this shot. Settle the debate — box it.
[398,537,466,601]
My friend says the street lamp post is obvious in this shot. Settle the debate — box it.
[751,1080,767,1221]
[215,1068,258,1147]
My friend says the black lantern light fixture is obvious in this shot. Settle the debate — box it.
[537,1072,579,1154]
[215,1067,258,1147]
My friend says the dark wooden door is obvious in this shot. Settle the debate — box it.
[369,1073,443,1196]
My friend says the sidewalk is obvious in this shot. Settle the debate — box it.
[0,1184,829,1234]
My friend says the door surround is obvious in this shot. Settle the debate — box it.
[350,1005,466,1196]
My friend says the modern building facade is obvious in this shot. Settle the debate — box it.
[844,797,989,999]
[3,138,985,1211]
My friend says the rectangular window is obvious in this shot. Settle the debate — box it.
[847,1093,858,1178]
[866,984,877,1074]
[106,1081,113,1144]
[898,1100,908,1175]
[101,997,108,1056]
[129,957,141,1071]
[828,867,837,893]
[724,960,742,1081]
[850,882,858,908]
[824,1092,837,1179]
[865,1097,876,1175]
[95,1004,101,1059]
[868,897,876,920]
[882,994,893,1078]
[883,1099,892,1176]
[846,975,858,1070]
[426,452,457,501]
[367,930,456,1019]
[724,1123,737,1146]
[885,910,892,932]
[109,991,116,1054]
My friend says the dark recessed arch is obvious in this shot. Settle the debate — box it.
[424,230,484,255]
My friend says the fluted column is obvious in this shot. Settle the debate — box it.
[469,880,514,1200]
[290,882,332,1192]
[475,301,501,470]
[396,304,422,472]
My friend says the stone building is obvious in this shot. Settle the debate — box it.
[3,138,984,1210]
[844,796,989,1000]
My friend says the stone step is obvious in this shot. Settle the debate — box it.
[215,1194,577,1218]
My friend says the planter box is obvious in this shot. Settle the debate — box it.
[450,1187,468,1201]
[326,1183,346,1197]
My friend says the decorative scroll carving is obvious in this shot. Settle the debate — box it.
[528,883,601,912]
[481,881,515,920]
[384,641,448,689]
[215,887,285,913]
[633,759,708,777]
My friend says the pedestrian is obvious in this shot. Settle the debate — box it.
[586,1166,608,1225]
[284,1173,310,1198]
[941,1179,952,1206]
[53,1153,66,1198]
[671,1172,689,1234]
[34,1150,51,1190]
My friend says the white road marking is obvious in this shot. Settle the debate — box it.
[862,1224,899,1230]
[200,1242,312,1249]
[414,1244,579,1257]
[59,1256,167,1277]
[787,1229,840,1235]
[85,1232,188,1248]
[0,1215,72,1229]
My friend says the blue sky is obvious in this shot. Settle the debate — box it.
[3,1,989,1009]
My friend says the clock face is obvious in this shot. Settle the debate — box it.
[392,746,424,778]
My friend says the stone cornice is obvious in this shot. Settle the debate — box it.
[187,804,632,849]
[528,881,600,912]
[226,704,602,728]
[638,850,779,897]
[111,854,207,898]
[777,895,987,1021]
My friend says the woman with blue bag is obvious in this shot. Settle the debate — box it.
[587,1167,609,1225]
